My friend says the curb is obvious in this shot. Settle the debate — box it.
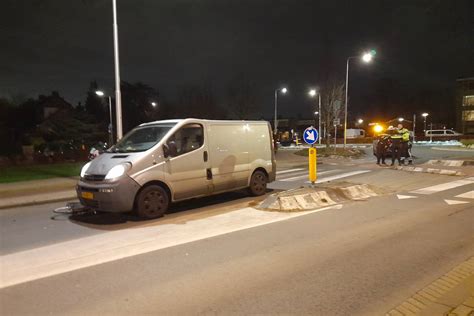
[426,160,472,167]
[396,166,464,176]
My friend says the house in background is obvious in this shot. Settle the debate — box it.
[456,77,474,135]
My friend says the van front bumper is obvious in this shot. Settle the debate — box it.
[76,175,141,213]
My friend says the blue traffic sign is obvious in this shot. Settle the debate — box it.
[303,127,318,145]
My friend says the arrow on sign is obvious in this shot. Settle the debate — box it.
[306,130,315,141]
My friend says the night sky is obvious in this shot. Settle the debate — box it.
[1,0,473,123]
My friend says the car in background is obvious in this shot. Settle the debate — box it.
[424,129,462,138]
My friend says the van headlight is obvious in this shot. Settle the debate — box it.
[80,161,92,178]
[105,163,131,180]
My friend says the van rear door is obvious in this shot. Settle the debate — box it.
[163,123,212,200]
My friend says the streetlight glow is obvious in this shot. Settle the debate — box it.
[362,53,373,63]
[151,102,157,107]
[95,90,105,97]
[314,111,319,115]
[281,87,288,94]
[422,113,429,117]
[398,117,404,122]
[309,89,316,97]
[358,119,364,124]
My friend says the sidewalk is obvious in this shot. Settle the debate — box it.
[0,177,77,209]
[387,257,474,316]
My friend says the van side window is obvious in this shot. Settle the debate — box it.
[166,124,204,157]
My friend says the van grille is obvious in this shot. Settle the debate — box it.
[84,174,106,181]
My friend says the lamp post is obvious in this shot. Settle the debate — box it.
[309,89,322,144]
[274,87,287,136]
[112,0,123,140]
[422,112,429,132]
[95,90,114,145]
[344,50,376,148]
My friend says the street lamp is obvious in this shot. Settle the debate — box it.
[422,112,429,132]
[309,88,322,144]
[398,117,404,122]
[274,87,288,135]
[95,90,114,145]
[357,118,364,124]
[112,0,123,140]
[344,49,376,148]
[151,102,157,107]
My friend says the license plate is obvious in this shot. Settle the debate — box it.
[81,191,94,200]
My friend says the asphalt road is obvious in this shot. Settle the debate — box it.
[1,147,473,315]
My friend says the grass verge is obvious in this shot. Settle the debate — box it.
[0,162,84,183]
[294,147,366,158]
[460,139,474,147]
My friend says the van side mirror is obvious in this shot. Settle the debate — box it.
[163,143,170,158]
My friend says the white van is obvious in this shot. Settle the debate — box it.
[77,119,276,219]
[346,128,365,138]
[424,129,462,137]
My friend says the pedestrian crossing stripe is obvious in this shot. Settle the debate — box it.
[397,194,418,200]
[444,199,470,205]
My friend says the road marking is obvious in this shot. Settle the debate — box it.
[397,194,418,200]
[304,170,371,183]
[280,169,340,182]
[455,191,474,199]
[276,168,305,175]
[444,199,470,205]
[0,204,342,289]
[410,177,474,195]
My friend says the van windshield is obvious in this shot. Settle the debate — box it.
[108,124,176,153]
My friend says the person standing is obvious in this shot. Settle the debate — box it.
[398,123,411,165]
[390,127,403,166]
[375,135,389,165]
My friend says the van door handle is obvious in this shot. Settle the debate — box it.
[203,151,208,162]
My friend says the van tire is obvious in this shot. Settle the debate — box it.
[135,185,169,219]
[248,170,267,196]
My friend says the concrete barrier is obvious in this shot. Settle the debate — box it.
[257,184,378,212]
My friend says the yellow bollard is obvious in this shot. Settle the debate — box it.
[309,147,317,184]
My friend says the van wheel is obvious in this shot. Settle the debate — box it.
[248,170,267,196]
[135,185,169,219]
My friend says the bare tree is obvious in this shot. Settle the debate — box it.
[177,84,224,119]
[321,81,345,148]
[226,75,259,119]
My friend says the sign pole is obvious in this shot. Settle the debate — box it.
[309,145,317,184]
[303,126,318,186]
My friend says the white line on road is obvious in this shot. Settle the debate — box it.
[397,195,418,200]
[304,170,372,184]
[444,199,470,205]
[455,191,474,199]
[410,177,474,195]
[280,170,340,182]
[0,204,342,289]
[276,168,305,175]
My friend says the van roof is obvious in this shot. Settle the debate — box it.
[139,118,269,127]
